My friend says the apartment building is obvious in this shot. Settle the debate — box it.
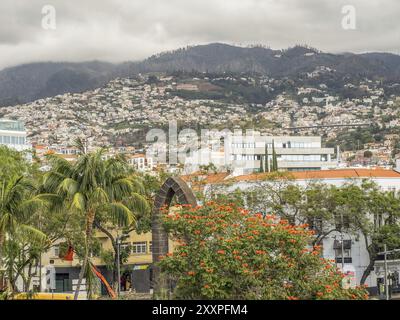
[225,134,336,175]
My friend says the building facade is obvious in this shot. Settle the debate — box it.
[225,134,336,176]
[14,229,155,296]
[0,119,31,152]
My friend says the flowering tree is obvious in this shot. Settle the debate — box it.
[158,202,369,300]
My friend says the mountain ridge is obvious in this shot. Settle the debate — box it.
[1,43,400,107]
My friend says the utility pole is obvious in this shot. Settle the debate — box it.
[116,236,121,297]
[39,252,42,292]
[384,244,389,300]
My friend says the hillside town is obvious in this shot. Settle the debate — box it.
[0,71,399,172]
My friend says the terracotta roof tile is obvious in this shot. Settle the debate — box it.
[181,172,231,188]
[231,168,400,183]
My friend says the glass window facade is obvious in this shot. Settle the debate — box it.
[0,120,25,131]
[0,135,26,145]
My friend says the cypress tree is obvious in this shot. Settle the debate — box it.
[265,143,270,172]
[259,155,264,173]
[272,140,278,171]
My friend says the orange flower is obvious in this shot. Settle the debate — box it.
[316,292,324,297]
[187,271,195,276]
[217,250,226,255]
[204,284,210,289]
[287,296,299,300]
[194,230,201,235]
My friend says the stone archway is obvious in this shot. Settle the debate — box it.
[151,176,197,296]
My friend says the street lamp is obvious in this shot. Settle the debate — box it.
[116,236,121,297]
[340,211,345,271]
[335,211,348,271]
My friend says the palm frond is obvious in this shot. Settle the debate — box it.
[0,212,17,235]
[71,192,86,212]
[125,193,151,216]
[18,224,47,244]
[91,187,109,205]
[58,178,79,196]
[106,202,135,227]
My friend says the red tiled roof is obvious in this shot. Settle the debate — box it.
[181,172,231,188]
[178,168,400,186]
[231,168,400,183]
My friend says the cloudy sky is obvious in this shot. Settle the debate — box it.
[0,0,399,70]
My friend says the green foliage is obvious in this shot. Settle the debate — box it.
[0,146,29,181]
[231,177,400,284]
[159,203,368,300]
[42,147,150,298]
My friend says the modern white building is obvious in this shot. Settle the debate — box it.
[182,133,336,175]
[0,119,31,152]
[225,134,336,176]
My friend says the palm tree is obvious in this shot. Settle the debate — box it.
[43,147,149,300]
[0,176,47,292]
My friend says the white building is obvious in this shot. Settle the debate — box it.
[184,167,400,293]
[0,119,31,152]
[225,134,336,176]
[127,154,154,172]
[184,147,226,174]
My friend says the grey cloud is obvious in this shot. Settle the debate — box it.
[0,0,399,70]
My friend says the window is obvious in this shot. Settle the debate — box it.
[53,245,60,257]
[334,240,352,263]
[334,249,352,263]
[120,243,131,253]
[335,216,350,229]
[132,242,147,254]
